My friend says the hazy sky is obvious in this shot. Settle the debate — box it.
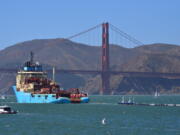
[0,0,179,49]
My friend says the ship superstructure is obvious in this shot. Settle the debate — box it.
[13,52,89,103]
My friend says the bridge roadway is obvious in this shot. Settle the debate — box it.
[1,68,180,78]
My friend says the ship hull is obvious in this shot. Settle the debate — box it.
[80,97,90,103]
[13,86,89,103]
[12,86,70,103]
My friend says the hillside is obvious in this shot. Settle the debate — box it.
[0,39,180,94]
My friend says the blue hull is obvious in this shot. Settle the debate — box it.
[12,86,90,103]
[80,97,90,103]
[12,86,70,103]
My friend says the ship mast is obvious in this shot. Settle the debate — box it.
[53,67,56,82]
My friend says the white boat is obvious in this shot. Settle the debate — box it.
[0,106,17,114]
[154,87,160,97]
[128,97,132,103]
[154,90,160,97]
[121,96,125,103]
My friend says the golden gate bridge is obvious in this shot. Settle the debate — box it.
[1,22,180,94]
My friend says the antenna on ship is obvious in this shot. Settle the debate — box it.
[52,67,56,82]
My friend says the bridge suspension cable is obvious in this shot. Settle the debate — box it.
[66,24,102,40]
[109,23,144,47]
[63,22,144,48]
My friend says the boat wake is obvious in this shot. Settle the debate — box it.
[89,102,117,106]
[0,102,18,104]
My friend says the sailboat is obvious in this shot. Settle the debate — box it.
[128,97,131,103]
[121,96,125,103]
[154,88,160,97]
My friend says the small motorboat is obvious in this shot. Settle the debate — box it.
[118,96,134,105]
[0,106,17,114]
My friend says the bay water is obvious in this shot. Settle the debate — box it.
[0,95,180,135]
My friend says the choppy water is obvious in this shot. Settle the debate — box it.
[0,95,180,135]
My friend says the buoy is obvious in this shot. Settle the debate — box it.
[101,118,106,125]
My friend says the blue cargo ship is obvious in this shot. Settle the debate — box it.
[13,52,89,103]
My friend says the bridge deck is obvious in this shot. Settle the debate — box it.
[1,69,180,78]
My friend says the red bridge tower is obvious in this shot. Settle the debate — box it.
[101,22,110,94]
